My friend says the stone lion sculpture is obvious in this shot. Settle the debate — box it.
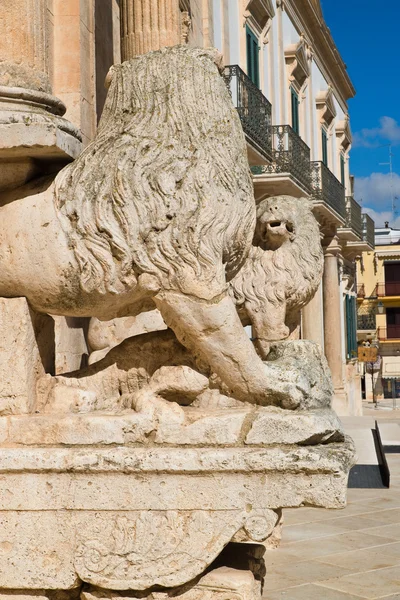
[231,195,324,358]
[0,46,308,409]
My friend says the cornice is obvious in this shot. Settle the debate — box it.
[280,0,355,107]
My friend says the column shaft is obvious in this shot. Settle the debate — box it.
[0,0,51,92]
[120,0,181,60]
[302,281,324,349]
[323,245,344,389]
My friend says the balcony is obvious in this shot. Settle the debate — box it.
[251,125,311,197]
[344,196,363,237]
[378,326,400,341]
[357,284,366,299]
[375,282,400,297]
[362,213,375,249]
[357,314,376,330]
[310,161,346,223]
[223,65,272,164]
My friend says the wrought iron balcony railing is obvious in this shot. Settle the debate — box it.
[357,284,365,298]
[222,65,272,161]
[375,282,400,297]
[310,161,346,220]
[378,326,400,341]
[362,213,375,248]
[357,314,376,330]
[345,196,363,238]
[251,125,311,193]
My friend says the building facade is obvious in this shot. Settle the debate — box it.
[0,0,374,414]
[357,225,400,404]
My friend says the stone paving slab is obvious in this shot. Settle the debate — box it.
[262,417,400,599]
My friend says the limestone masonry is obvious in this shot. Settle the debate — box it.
[0,23,354,600]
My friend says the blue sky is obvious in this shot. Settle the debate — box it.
[320,0,400,225]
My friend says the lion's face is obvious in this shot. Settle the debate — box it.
[255,198,296,250]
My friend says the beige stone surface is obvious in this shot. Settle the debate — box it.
[0,46,303,409]
[81,567,261,600]
[2,406,344,447]
[0,0,51,92]
[87,311,167,364]
[0,91,81,191]
[0,437,353,589]
[0,43,355,598]
[0,298,53,414]
[231,196,323,357]
[120,0,181,59]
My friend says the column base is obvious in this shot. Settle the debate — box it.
[0,86,82,191]
[332,387,349,416]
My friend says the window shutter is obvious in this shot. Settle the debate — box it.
[246,26,259,88]
[340,153,345,186]
[346,295,357,359]
[291,88,299,134]
[322,128,328,166]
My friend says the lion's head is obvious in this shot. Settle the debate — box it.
[230,195,323,343]
[54,46,255,300]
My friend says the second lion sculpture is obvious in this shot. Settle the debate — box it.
[0,46,323,410]
[231,195,324,358]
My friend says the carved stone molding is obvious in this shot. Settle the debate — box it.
[316,86,337,128]
[285,39,310,92]
[245,0,275,32]
[336,115,352,152]
[75,510,250,589]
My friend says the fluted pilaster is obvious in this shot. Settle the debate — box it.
[120,0,181,60]
[0,0,51,92]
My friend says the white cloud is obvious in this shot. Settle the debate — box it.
[353,116,400,148]
[362,207,400,228]
[354,172,400,213]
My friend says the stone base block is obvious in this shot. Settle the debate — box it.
[0,436,355,590]
[0,88,82,191]
[0,297,54,414]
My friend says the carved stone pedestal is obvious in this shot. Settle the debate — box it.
[0,406,354,596]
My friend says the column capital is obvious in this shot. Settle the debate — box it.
[322,235,341,257]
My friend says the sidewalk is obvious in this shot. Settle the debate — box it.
[262,415,400,599]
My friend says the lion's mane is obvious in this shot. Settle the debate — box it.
[54,46,255,298]
[230,196,323,312]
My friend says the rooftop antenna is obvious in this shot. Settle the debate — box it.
[379,144,396,220]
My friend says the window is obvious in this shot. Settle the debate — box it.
[246,25,259,87]
[322,128,328,166]
[291,87,299,134]
[385,263,400,296]
[345,295,357,360]
[340,153,345,186]
[386,307,400,339]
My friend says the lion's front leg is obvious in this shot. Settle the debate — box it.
[153,290,305,409]
[247,302,289,360]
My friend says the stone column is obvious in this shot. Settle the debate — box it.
[302,281,324,350]
[0,0,81,191]
[120,0,181,60]
[322,237,344,391]
[0,0,51,92]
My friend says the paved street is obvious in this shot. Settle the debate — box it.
[263,408,400,599]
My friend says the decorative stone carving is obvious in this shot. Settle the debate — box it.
[75,510,247,589]
[231,195,324,357]
[0,46,316,411]
[0,45,355,600]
